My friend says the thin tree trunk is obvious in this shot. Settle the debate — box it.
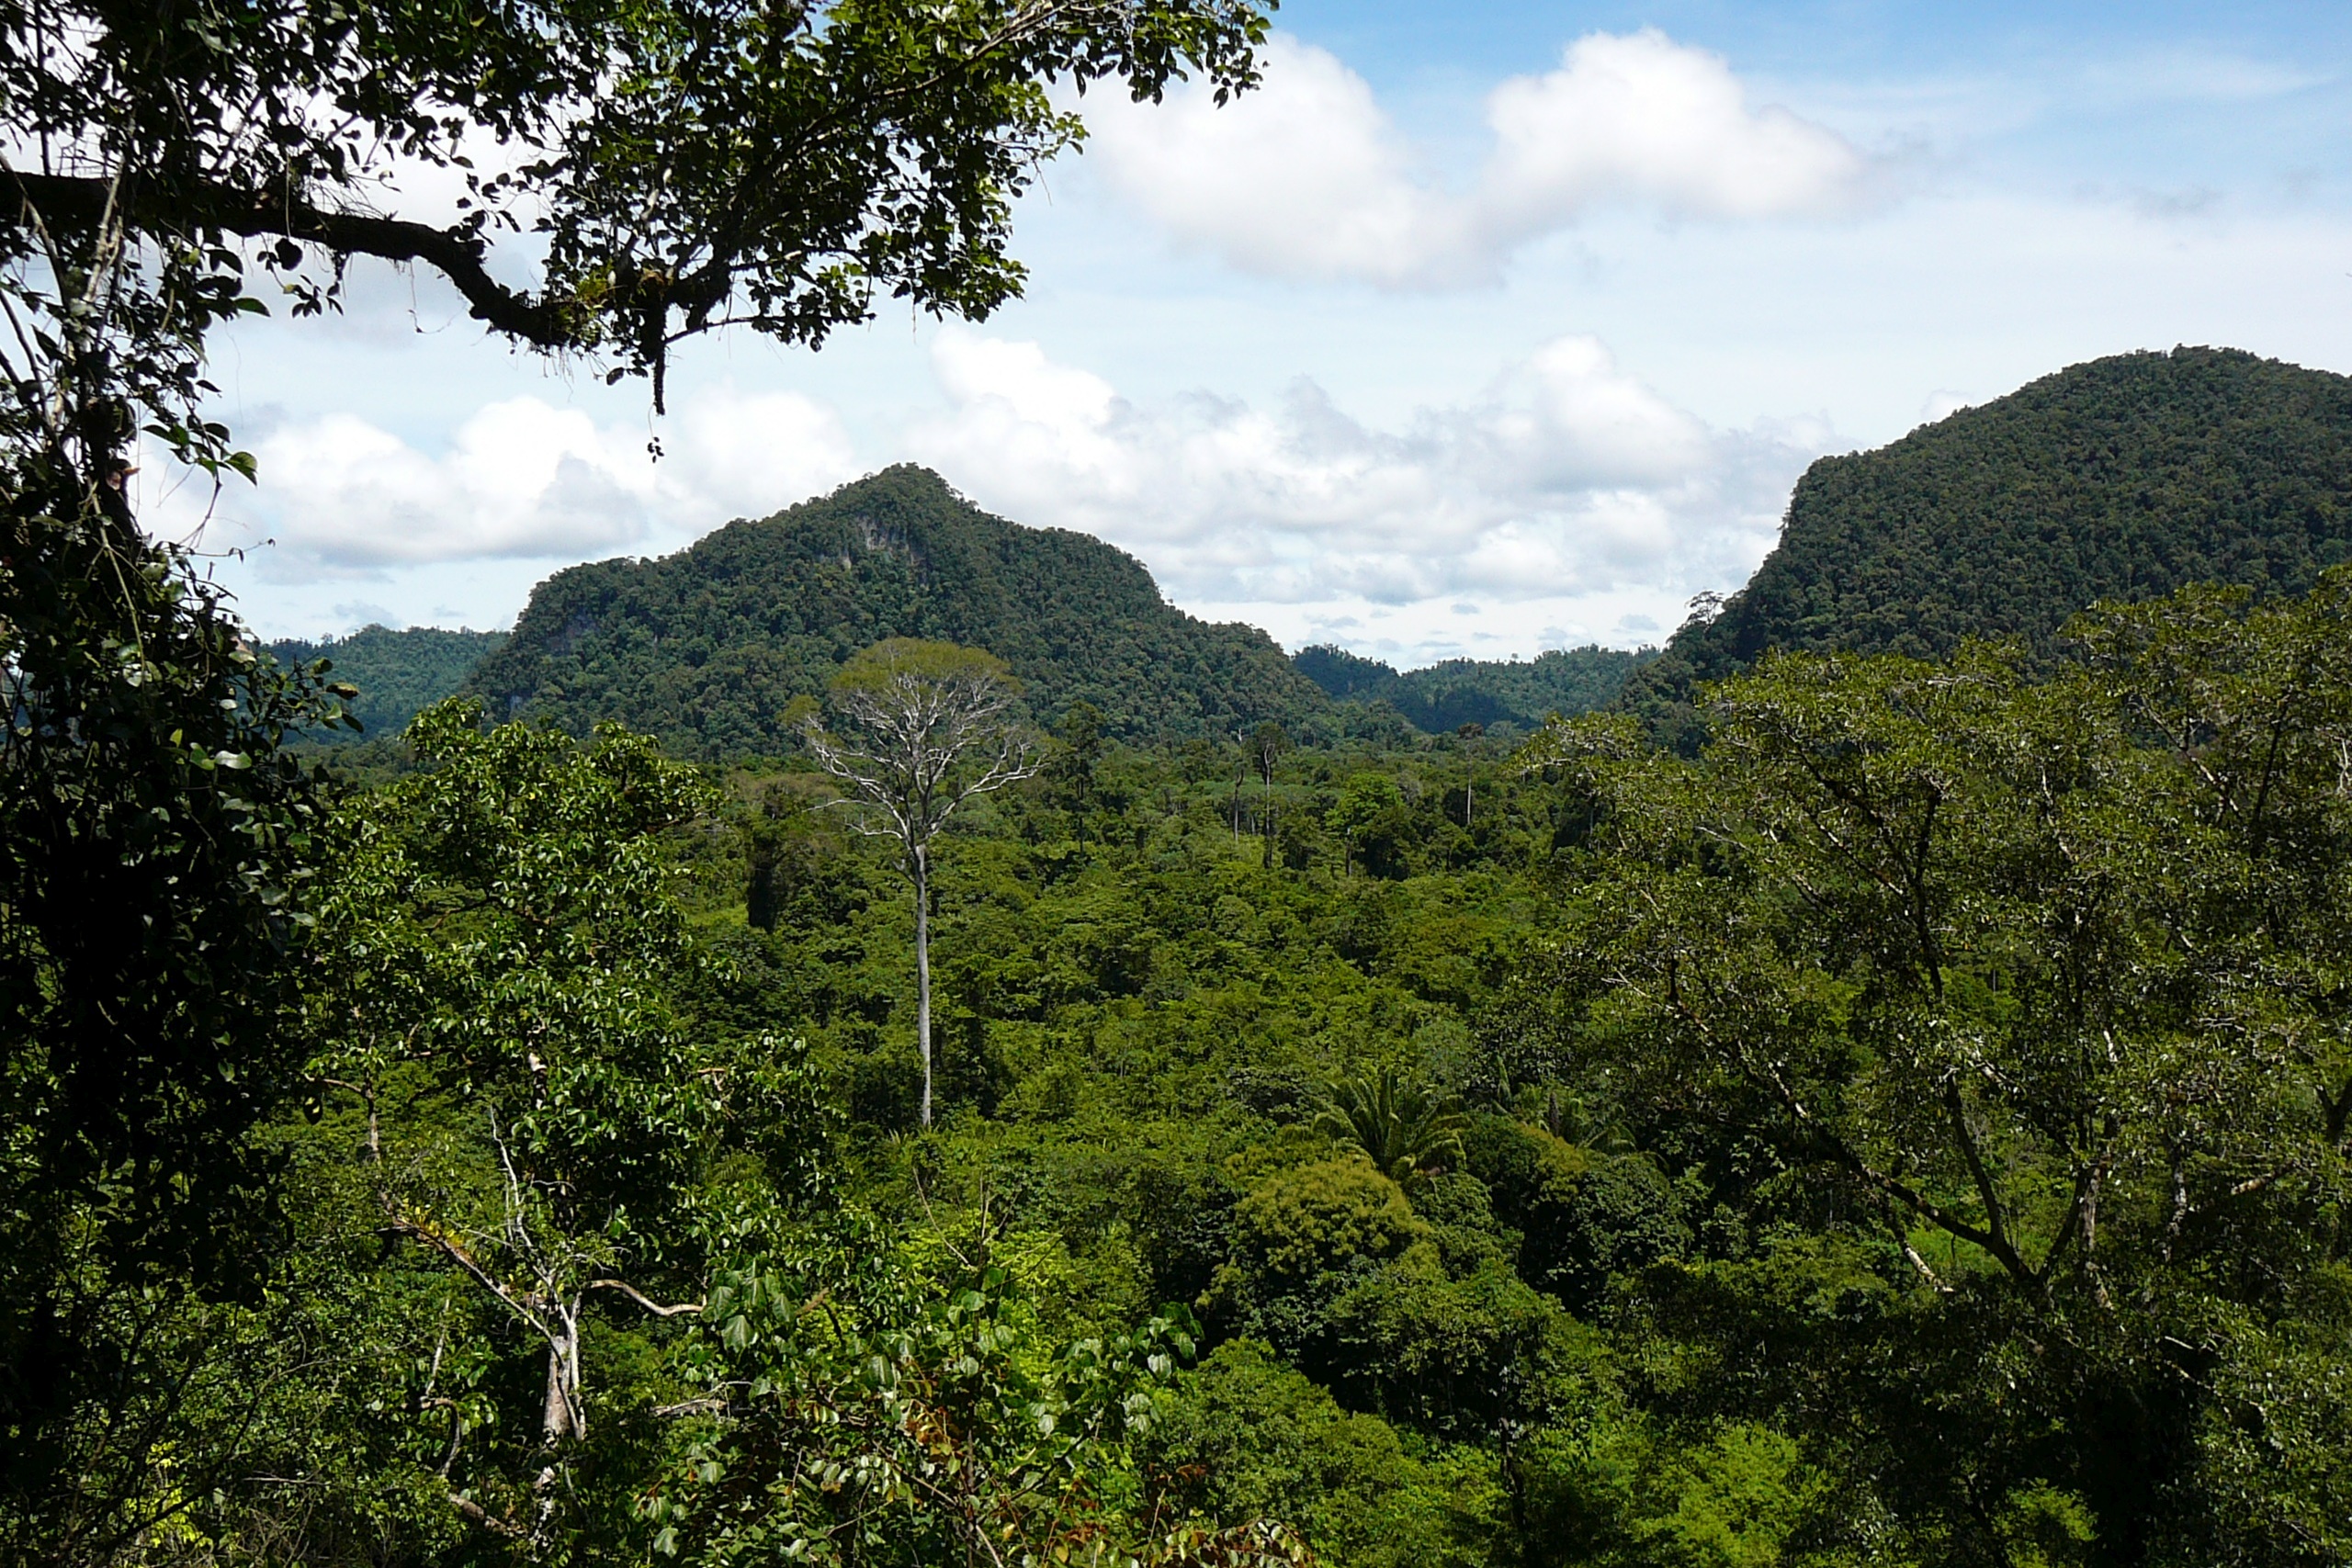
[542,1345,569,1443]
[541,1311,584,1445]
[1262,768,1274,869]
[914,843,933,1128]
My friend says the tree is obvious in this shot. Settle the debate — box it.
[803,639,1039,1128]
[1454,724,1484,829]
[0,523,349,1562]
[1251,721,1289,869]
[1313,1069,1468,1190]
[1046,699,1110,851]
[651,1235,1311,1567]
[1326,773,1406,878]
[3,0,1272,415]
[300,699,831,1547]
[1521,576,2352,1562]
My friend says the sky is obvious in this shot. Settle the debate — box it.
[145,1,2352,669]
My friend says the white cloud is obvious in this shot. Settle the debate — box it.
[1077,37,1472,286]
[149,385,855,575]
[1480,31,1873,228]
[1080,29,1882,287]
[911,327,1821,659]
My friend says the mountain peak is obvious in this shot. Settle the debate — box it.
[465,468,1329,756]
[1621,346,2352,737]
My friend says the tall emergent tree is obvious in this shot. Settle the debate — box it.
[1250,720,1288,869]
[804,639,1039,1128]
[2,0,1269,1550]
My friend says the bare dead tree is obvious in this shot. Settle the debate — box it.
[801,640,1038,1127]
[374,1105,698,1536]
[1251,721,1288,870]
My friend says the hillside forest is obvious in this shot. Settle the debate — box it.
[9,0,2352,1562]
[12,557,2352,1567]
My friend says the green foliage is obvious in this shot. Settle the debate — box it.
[1296,644,1661,735]
[267,626,508,744]
[1046,700,1115,851]
[1226,1159,1427,1292]
[1145,1340,1502,1568]
[4,0,1272,400]
[1325,773,1408,877]
[1311,1070,1468,1188]
[1519,1418,1843,1568]
[652,1238,1306,1566]
[1,514,347,1558]
[469,468,1333,754]
[37,328,2352,1568]
[1527,570,2352,1562]
[1625,346,2352,741]
[282,699,831,1553]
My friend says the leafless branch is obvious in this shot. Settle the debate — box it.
[588,1278,705,1317]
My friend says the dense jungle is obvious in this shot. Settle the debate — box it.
[6,0,2352,1562]
[21,560,2352,1567]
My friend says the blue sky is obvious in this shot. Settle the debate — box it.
[156,2,2352,667]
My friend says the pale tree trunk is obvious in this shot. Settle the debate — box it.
[540,1303,585,1446]
[914,843,933,1128]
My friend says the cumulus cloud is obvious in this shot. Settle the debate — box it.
[162,324,1827,662]
[1081,29,1881,287]
[1480,32,1873,228]
[910,327,1821,649]
[1077,38,1472,286]
[149,385,856,576]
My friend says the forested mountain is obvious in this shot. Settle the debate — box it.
[1622,346,2352,728]
[36,365,2352,1564]
[1295,643,1657,733]
[266,625,508,742]
[466,466,1332,755]
[76,0,2352,1559]
[289,349,2352,760]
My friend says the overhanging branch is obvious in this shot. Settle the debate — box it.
[5,169,575,350]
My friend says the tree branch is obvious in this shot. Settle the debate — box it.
[588,1278,705,1317]
[382,1204,557,1347]
[448,1491,525,1539]
[1941,1082,2032,1284]
[5,170,575,350]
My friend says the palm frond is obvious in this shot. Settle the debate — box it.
[1312,1067,1467,1187]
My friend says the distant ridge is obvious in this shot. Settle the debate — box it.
[282,349,2352,757]
[466,466,1332,755]
[268,625,508,743]
[1623,346,2352,737]
[1295,644,1657,734]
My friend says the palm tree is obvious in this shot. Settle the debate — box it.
[1313,1067,1468,1187]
